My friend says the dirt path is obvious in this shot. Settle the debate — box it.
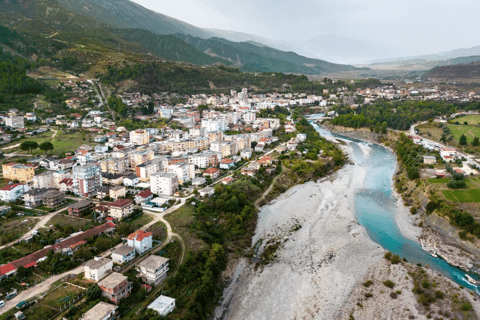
[254,164,283,209]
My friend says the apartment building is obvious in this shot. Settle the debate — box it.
[164,138,209,153]
[166,163,195,184]
[68,200,94,217]
[129,150,154,168]
[150,173,179,196]
[135,158,163,180]
[2,163,35,182]
[109,186,126,199]
[100,158,125,174]
[243,112,256,123]
[137,256,169,286]
[84,257,113,282]
[210,141,238,157]
[72,163,102,197]
[23,188,65,208]
[111,245,135,264]
[0,184,29,202]
[208,131,224,142]
[188,151,222,169]
[33,171,54,189]
[98,272,132,305]
[130,130,150,145]
[5,115,24,129]
[201,118,227,132]
[107,199,134,220]
[224,134,252,150]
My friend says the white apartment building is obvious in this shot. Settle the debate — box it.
[135,158,163,180]
[5,115,24,129]
[150,173,179,196]
[100,158,125,174]
[0,184,29,202]
[188,151,222,169]
[201,118,228,133]
[72,163,102,197]
[111,245,136,264]
[189,127,206,138]
[138,256,169,286]
[243,112,256,123]
[130,130,150,145]
[84,257,113,282]
[167,163,195,184]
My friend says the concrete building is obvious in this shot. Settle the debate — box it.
[2,163,35,183]
[150,173,178,196]
[166,163,195,184]
[210,141,238,157]
[100,158,125,174]
[98,272,132,305]
[188,151,221,169]
[23,188,65,208]
[137,256,169,286]
[127,230,153,255]
[80,302,118,320]
[111,245,135,264]
[84,257,113,282]
[32,171,54,189]
[72,163,102,197]
[109,186,126,200]
[135,158,163,181]
[68,200,94,217]
[0,184,29,202]
[203,168,220,180]
[5,116,24,129]
[130,130,150,145]
[107,199,134,220]
[423,156,437,165]
[147,295,175,317]
[201,118,228,133]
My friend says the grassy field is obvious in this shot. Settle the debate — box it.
[443,189,480,203]
[428,178,450,184]
[147,221,167,243]
[42,284,84,309]
[447,124,480,144]
[165,204,208,253]
[454,115,480,125]
[125,213,153,230]
[45,213,93,231]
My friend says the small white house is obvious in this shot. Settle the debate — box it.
[147,295,176,317]
[84,257,113,282]
[127,230,153,255]
[240,148,253,159]
[111,245,135,264]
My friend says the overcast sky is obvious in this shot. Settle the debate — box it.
[132,0,479,56]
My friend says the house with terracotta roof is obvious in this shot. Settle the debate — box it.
[127,230,153,255]
[0,183,29,202]
[107,199,134,220]
[257,155,272,166]
[0,263,16,280]
[219,158,235,170]
[203,167,220,180]
[134,190,154,205]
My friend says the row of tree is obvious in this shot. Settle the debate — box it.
[20,141,54,155]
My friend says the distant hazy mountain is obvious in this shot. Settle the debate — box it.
[426,61,480,79]
[293,34,419,64]
[175,34,357,74]
[371,45,480,64]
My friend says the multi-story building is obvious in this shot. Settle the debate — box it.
[109,186,126,199]
[23,188,65,208]
[0,184,29,202]
[224,134,252,150]
[107,199,134,220]
[203,168,221,180]
[72,163,102,197]
[137,256,169,286]
[100,158,125,174]
[210,141,238,157]
[129,150,154,168]
[127,230,153,255]
[33,171,54,189]
[2,163,35,182]
[98,272,132,305]
[208,131,224,143]
[84,257,113,282]
[5,116,24,129]
[243,112,256,123]
[164,138,209,153]
[68,200,94,216]
[150,173,178,196]
[111,245,136,264]
[188,151,222,169]
[53,171,71,188]
[166,163,195,184]
[130,130,150,145]
[135,158,163,181]
[201,118,228,133]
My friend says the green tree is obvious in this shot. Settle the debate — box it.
[380,122,388,134]
[16,266,33,279]
[459,134,468,146]
[20,141,38,154]
[86,284,101,301]
[407,167,420,180]
[39,141,54,155]
[472,136,480,146]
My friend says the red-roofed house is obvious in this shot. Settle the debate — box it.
[134,190,154,205]
[0,263,16,279]
[219,158,235,170]
[454,169,464,174]
[107,199,134,220]
[127,230,153,254]
[0,183,29,202]
[203,168,220,180]
[221,177,235,185]
[257,155,272,166]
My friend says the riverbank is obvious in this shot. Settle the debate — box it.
[214,143,386,319]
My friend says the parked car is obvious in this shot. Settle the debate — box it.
[16,301,27,309]
[0,300,5,308]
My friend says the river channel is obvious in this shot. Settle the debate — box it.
[311,120,479,293]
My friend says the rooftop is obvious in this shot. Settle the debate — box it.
[108,199,133,208]
[85,257,112,270]
[128,230,153,242]
[138,255,169,272]
[147,295,175,314]
[69,200,93,209]
[81,301,118,320]
[113,245,135,256]
[98,272,127,289]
